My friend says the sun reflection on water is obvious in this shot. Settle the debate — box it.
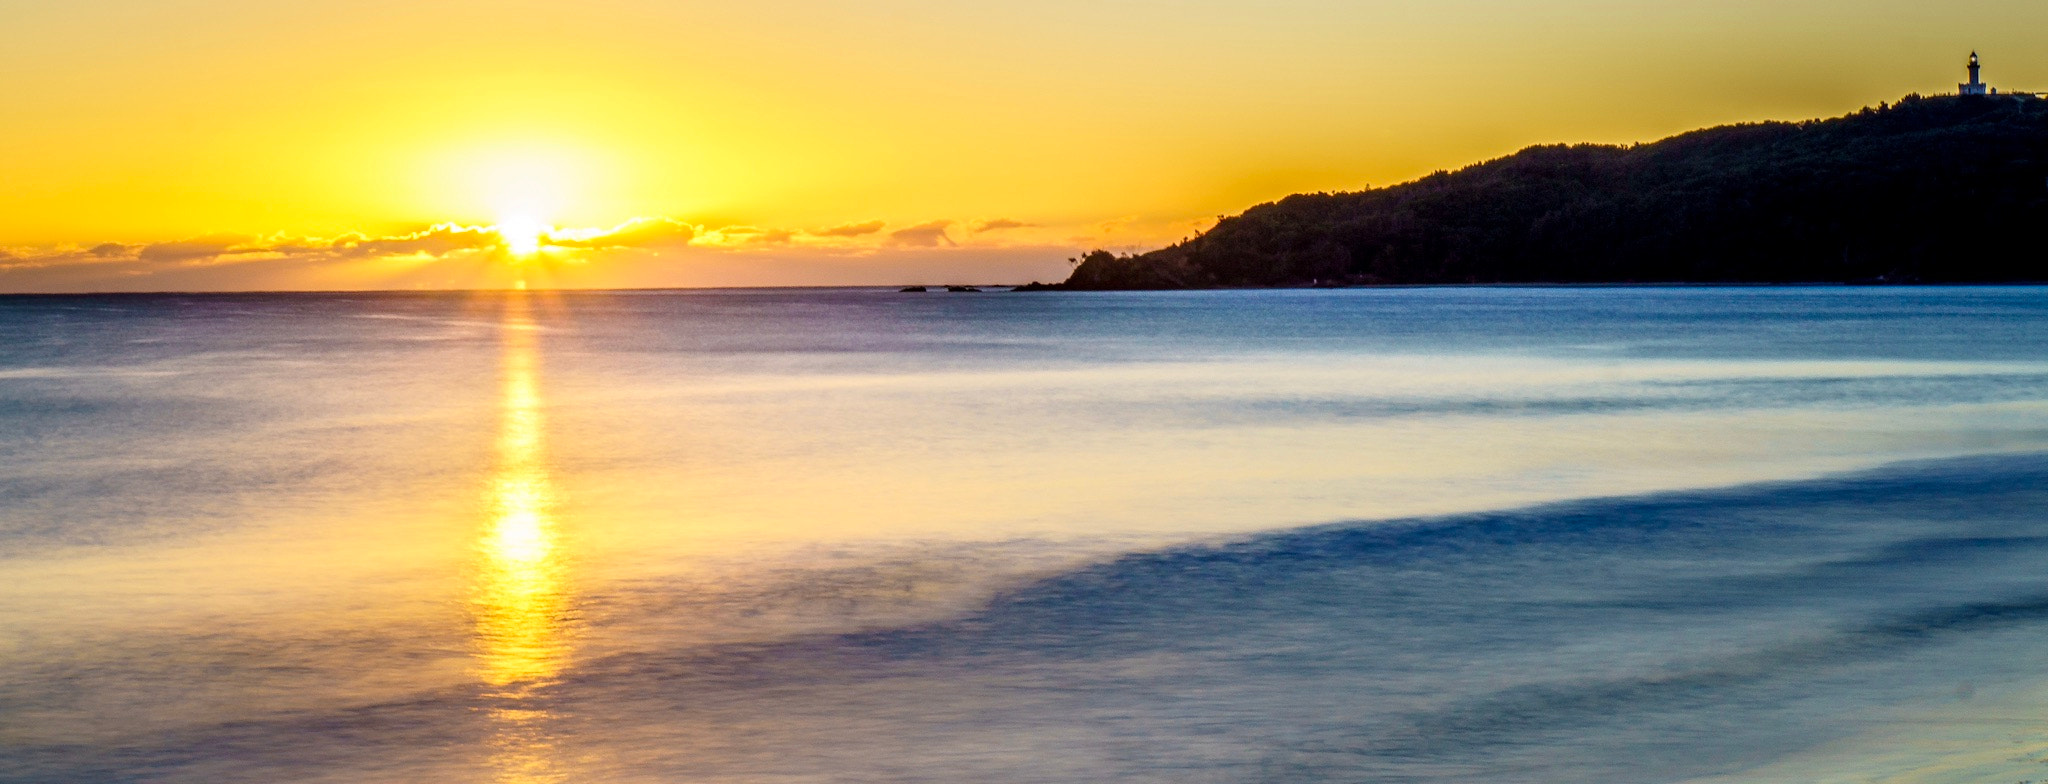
[472,294,573,782]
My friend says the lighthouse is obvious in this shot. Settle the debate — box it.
[1961,52,1990,96]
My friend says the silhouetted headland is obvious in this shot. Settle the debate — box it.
[1029,94,2048,290]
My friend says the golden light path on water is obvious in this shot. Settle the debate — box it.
[473,294,573,783]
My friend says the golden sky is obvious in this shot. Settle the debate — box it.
[3,0,2043,291]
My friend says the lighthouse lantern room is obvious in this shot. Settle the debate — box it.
[1961,52,1991,96]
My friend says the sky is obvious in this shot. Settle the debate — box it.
[2,0,2045,292]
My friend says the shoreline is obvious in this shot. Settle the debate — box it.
[4,280,2048,298]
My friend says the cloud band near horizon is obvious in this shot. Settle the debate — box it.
[0,214,1191,292]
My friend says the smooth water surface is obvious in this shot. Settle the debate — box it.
[5,286,2048,783]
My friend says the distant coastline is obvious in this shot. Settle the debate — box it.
[1022,94,2048,291]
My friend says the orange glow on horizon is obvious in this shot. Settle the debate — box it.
[6,0,2047,291]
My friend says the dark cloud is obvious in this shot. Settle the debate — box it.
[972,218,1033,233]
[889,220,955,247]
[811,220,885,238]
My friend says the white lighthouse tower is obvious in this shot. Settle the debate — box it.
[1961,52,1990,96]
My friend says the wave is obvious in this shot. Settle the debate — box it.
[523,452,2048,782]
[14,453,2048,783]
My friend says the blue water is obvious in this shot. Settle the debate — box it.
[4,286,2048,783]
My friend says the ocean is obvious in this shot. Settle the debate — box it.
[4,286,2048,783]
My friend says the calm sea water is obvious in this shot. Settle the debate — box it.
[5,286,2048,783]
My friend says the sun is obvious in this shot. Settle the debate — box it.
[496,213,550,257]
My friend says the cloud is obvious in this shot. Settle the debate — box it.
[549,217,697,249]
[811,220,886,238]
[336,224,501,257]
[0,210,1137,292]
[699,225,796,246]
[972,218,1033,233]
[889,220,955,247]
[1096,215,1138,234]
[138,234,254,262]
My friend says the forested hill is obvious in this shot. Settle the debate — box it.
[1049,94,2048,289]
